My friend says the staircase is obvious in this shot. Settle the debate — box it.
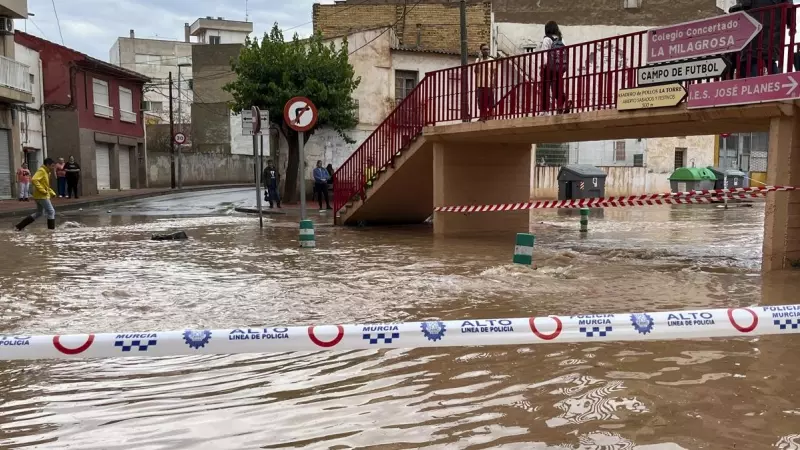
[333,77,433,225]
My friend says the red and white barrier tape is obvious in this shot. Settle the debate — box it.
[434,188,791,213]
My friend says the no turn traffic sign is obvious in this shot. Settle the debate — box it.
[283,97,318,132]
[174,132,186,145]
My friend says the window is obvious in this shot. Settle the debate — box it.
[614,140,626,162]
[119,87,136,123]
[674,147,687,170]
[148,101,163,112]
[92,78,113,118]
[209,35,221,45]
[29,73,34,84]
[395,70,418,103]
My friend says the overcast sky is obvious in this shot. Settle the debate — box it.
[23,0,323,61]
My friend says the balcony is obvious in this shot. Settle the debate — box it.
[0,56,32,104]
[0,0,27,19]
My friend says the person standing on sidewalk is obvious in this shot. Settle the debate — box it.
[64,156,81,199]
[54,158,67,197]
[313,160,331,211]
[16,162,31,202]
[15,158,57,231]
[262,160,281,209]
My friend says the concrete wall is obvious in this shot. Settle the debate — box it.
[531,166,672,199]
[147,151,254,187]
[434,141,531,234]
[111,37,193,123]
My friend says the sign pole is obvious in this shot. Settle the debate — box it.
[298,131,306,220]
[254,133,263,228]
[724,172,729,210]
[721,136,728,170]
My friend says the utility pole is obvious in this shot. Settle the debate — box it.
[459,0,469,122]
[168,71,175,189]
[177,62,192,189]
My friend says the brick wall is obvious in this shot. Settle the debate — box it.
[313,2,492,55]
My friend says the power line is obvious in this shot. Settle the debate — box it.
[27,18,49,40]
[348,0,422,56]
[50,0,64,45]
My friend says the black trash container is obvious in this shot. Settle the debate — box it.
[557,165,608,200]
[707,166,747,190]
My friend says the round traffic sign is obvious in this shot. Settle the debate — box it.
[174,132,186,145]
[283,97,318,132]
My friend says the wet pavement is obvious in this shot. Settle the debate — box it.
[0,188,798,449]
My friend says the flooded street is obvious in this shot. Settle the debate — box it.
[0,188,798,449]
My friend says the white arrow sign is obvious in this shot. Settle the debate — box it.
[637,57,730,86]
[782,76,798,96]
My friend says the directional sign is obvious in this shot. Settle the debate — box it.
[283,97,318,132]
[646,11,761,64]
[617,84,687,111]
[173,132,186,145]
[241,109,269,136]
[687,73,800,109]
[637,57,729,86]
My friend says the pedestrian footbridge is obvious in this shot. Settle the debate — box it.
[332,3,800,273]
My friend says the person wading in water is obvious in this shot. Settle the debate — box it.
[15,158,58,231]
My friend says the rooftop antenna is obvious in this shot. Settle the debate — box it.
[245,0,248,22]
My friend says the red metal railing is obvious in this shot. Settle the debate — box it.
[333,3,797,216]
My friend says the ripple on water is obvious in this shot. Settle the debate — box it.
[0,194,795,448]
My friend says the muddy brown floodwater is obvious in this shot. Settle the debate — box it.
[0,189,798,449]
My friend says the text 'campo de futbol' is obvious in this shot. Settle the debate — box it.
[650,18,742,59]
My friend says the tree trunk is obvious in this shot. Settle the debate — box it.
[284,129,300,204]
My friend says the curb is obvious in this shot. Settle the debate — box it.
[0,184,252,219]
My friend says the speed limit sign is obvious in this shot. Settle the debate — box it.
[174,132,186,145]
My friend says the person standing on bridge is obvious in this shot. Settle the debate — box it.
[730,0,793,78]
[474,43,498,120]
[541,21,569,115]
[14,158,57,231]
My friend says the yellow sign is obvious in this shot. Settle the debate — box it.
[617,84,686,111]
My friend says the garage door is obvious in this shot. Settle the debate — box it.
[118,147,131,190]
[0,129,11,199]
[96,144,111,190]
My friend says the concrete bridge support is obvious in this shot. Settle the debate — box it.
[763,109,800,272]
[433,141,531,235]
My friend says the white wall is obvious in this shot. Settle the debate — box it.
[229,113,270,156]
[569,139,646,166]
[496,23,648,55]
[198,30,249,44]
[15,42,45,158]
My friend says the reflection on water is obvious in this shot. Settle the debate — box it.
[0,190,798,449]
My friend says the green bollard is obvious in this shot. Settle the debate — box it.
[299,219,315,248]
[580,208,589,233]
[513,233,535,265]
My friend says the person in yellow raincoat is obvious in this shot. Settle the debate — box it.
[15,158,57,231]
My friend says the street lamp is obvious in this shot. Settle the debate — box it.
[176,62,191,189]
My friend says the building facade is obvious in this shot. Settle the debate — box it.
[15,31,149,196]
[0,0,33,199]
[492,0,721,187]
[15,40,44,170]
[109,17,252,124]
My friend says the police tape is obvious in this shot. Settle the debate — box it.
[434,190,781,213]
[1,304,798,360]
